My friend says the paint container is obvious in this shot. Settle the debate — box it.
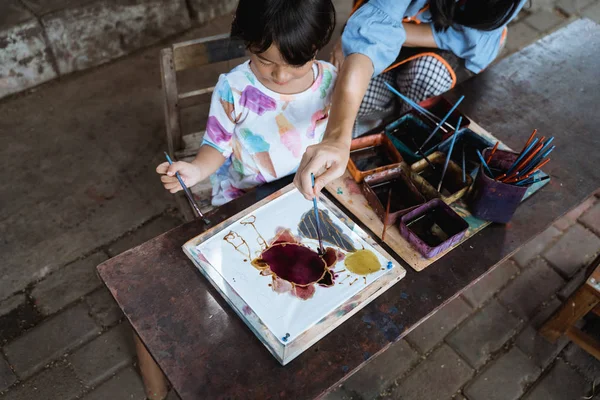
[361,164,426,225]
[410,151,473,204]
[347,133,404,183]
[419,95,470,137]
[436,129,495,175]
[468,148,529,223]
[385,114,443,164]
[399,199,469,259]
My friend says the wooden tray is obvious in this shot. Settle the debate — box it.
[325,120,550,271]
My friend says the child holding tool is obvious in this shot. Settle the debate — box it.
[157,0,337,206]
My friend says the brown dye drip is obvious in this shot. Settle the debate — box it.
[406,209,452,247]
[370,179,421,212]
[419,166,461,197]
[240,215,268,250]
[224,231,251,259]
[344,250,380,275]
[350,145,394,171]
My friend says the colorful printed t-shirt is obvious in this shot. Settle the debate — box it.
[202,60,337,206]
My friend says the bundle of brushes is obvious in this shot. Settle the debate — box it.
[477,129,553,187]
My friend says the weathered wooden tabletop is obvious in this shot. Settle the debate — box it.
[98,20,600,400]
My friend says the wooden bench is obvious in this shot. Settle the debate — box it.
[541,254,600,360]
[160,33,248,220]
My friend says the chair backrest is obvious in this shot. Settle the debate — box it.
[160,33,247,156]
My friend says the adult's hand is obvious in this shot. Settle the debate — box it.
[294,135,350,200]
[294,54,375,200]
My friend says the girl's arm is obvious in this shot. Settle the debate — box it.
[157,145,226,193]
[157,74,235,193]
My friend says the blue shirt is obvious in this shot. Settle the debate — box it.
[342,0,527,75]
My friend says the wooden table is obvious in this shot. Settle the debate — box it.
[98,20,600,400]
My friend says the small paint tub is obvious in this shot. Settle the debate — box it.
[385,114,443,164]
[410,151,473,204]
[347,133,404,183]
[361,164,426,225]
[436,129,495,176]
[399,199,469,259]
[468,148,528,223]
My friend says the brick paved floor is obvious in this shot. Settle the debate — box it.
[1,0,599,399]
[327,192,600,400]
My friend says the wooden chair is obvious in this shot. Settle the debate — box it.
[160,33,248,221]
[541,253,600,360]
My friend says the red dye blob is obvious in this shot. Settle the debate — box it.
[261,244,327,286]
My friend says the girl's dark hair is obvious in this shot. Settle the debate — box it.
[231,0,336,66]
[429,0,521,32]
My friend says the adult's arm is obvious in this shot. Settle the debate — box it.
[294,0,411,199]
[293,54,373,199]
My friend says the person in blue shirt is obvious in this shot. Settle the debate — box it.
[294,0,527,200]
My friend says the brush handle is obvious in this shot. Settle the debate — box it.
[311,173,325,254]
[420,95,465,151]
[476,150,495,178]
[164,152,210,224]
[461,145,467,184]
[437,116,462,192]
[384,83,453,133]
[506,138,539,175]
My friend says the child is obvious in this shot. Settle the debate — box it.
[157,0,337,206]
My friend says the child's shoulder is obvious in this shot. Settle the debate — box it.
[218,61,257,88]
[316,60,338,77]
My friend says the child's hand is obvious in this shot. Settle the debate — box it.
[156,161,203,193]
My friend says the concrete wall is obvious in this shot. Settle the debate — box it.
[0,0,237,100]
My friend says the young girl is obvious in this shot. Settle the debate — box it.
[157,0,337,206]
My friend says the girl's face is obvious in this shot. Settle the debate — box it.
[249,45,315,94]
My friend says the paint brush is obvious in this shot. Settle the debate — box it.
[461,144,467,184]
[382,188,392,241]
[505,158,550,183]
[515,175,550,186]
[486,141,500,164]
[476,149,495,178]
[384,83,453,133]
[437,116,462,192]
[502,141,544,182]
[311,173,325,255]
[505,138,540,176]
[419,95,465,152]
[519,129,538,155]
[519,145,555,177]
[164,152,211,225]
[412,138,436,170]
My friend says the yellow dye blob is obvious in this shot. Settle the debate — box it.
[344,249,380,276]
